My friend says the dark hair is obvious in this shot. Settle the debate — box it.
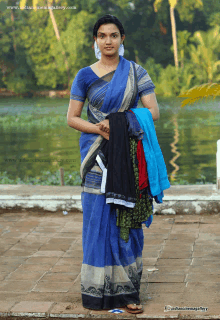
[93,14,125,41]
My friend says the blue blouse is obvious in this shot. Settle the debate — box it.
[70,63,156,109]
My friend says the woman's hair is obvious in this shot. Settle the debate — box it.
[93,14,125,40]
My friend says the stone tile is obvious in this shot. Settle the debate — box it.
[148,266,190,273]
[68,275,81,294]
[0,292,27,302]
[181,290,218,306]
[148,273,185,283]
[32,281,73,293]
[5,271,44,281]
[32,251,64,257]
[33,227,62,233]
[51,265,81,273]
[2,250,34,257]
[192,258,220,266]
[14,264,52,272]
[53,233,78,239]
[143,292,183,304]
[40,272,78,282]
[143,239,165,245]
[137,302,179,318]
[168,234,197,241]
[1,232,29,239]
[0,301,16,312]
[25,257,60,265]
[162,245,193,251]
[11,301,54,313]
[142,251,160,258]
[146,283,185,293]
[39,238,74,251]
[55,258,82,266]
[156,258,192,266]
[50,302,89,315]
[164,239,194,246]
[174,216,201,222]
[186,273,220,282]
[0,281,36,292]
[142,258,158,266]
[142,245,162,250]
[159,250,192,259]
[18,292,81,303]
[143,234,168,240]
[185,281,220,292]
[0,265,21,274]
[188,265,220,273]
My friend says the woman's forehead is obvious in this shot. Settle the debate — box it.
[98,24,119,34]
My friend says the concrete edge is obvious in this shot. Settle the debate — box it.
[0,311,219,320]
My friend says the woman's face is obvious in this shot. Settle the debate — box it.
[94,23,125,58]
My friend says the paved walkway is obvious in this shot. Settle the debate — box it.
[0,210,219,319]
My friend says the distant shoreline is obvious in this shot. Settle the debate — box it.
[0,88,70,98]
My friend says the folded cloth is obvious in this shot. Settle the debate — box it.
[137,139,149,196]
[115,136,153,242]
[130,108,170,203]
[96,112,137,208]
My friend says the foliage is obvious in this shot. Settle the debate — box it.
[1,0,220,95]
[178,83,220,108]
[0,170,82,186]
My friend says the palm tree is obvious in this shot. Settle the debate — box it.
[20,0,70,87]
[178,83,220,108]
[188,26,220,84]
[178,26,220,107]
[154,0,179,70]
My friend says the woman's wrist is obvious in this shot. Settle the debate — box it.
[93,123,102,135]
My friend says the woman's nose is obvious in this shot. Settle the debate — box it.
[106,37,112,44]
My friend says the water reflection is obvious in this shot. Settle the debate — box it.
[169,114,181,182]
[0,96,220,185]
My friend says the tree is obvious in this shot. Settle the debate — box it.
[154,0,179,69]
[178,83,220,107]
[188,26,220,84]
[20,0,71,87]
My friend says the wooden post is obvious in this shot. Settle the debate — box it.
[59,168,65,186]
[217,140,220,190]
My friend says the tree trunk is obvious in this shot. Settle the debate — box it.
[10,9,16,53]
[170,6,178,70]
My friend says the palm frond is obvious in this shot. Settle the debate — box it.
[178,83,220,107]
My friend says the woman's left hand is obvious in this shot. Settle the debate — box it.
[95,119,110,133]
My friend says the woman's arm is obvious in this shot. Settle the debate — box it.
[140,92,160,121]
[67,99,99,134]
[67,100,109,140]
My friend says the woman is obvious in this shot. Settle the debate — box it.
[67,14,160,314]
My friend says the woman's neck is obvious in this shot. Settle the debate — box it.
[98,55,120,69]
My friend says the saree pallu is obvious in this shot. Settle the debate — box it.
[79,56,150,309]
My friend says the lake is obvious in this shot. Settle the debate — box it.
[0,96,220,185]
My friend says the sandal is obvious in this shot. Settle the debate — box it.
[125,304,144,314]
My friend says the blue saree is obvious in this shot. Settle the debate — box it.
[70,55,156,309]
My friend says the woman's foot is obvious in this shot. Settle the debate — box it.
[125,304,143,314]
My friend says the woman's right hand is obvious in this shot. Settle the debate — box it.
[100,129,110,140]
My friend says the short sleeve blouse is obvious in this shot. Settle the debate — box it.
[134,63,156,98]
[70,69,87,102]
[70,62,156,103]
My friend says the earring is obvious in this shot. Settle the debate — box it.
[94,41,101,60]
[119,43,124,57]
